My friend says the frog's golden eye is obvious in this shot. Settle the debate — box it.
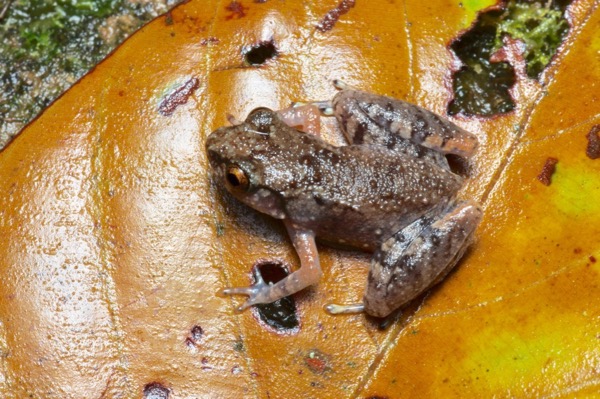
[225,165,250,191]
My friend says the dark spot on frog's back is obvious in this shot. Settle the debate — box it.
[200,37,219,46]
[414,112,427,130]
[185,325,204,350]
[352,120,369,144]
[385,101,394,112]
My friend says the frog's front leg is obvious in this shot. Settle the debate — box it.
[221,220,323,311]
[363,200,482,317]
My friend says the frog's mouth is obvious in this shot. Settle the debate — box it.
[238,188,287,220]
[210,162,287,221]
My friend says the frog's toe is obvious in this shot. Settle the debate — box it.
[234,298,255,312]
[220,286,257,296]
[235,293,270,312]
[219,271,276,311]
[324,302,365,315]
[311,101,335,115]
[219,285,263,312]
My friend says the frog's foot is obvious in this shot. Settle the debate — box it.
[277,104,322,136]
[324,302,365,315]
[219,271,274,312]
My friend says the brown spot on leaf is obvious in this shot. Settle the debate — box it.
[304,349,331,374]
[158,77,200,116]
[225,1,249,19]
[200,357,213,371]
[185,324,204,349]
[200,37,219,46]
[590,256,597,264]
[190,325,204,341]
[585,124,600,159]
[316,0,356,32]
[537,157,558,186]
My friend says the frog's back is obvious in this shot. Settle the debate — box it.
[281,144,463,250]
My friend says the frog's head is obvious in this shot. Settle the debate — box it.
[205,108,288,219]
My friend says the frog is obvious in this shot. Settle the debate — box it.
[205,81,482,318]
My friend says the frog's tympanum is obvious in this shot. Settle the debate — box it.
[206,83,482,318]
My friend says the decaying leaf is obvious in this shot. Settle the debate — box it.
[1,0,599,397]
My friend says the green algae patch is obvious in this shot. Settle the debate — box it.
[459,261,600,395]
[551,161,600,218]
[449,0,571,116]
[459,0,498,29]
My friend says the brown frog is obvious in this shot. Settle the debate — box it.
[206,82,482,317]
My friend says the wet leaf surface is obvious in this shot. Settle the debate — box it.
[1,0,599,397]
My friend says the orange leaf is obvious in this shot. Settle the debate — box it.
[1,0,599,397]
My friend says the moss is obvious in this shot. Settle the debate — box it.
[449,0,571,117]
[495,2,570,78]
[0,0,181,148]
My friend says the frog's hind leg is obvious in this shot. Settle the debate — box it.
[331,89,479,158]
[363,200,482,318]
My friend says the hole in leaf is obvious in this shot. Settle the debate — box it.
[448,0,571,117]
[190,325,204,341]
[185,324,204,349]
[143,383,170,399]
[252,261,299,332]
[243,41,278,66]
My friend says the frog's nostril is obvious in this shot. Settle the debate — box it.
[243,40,278,66]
